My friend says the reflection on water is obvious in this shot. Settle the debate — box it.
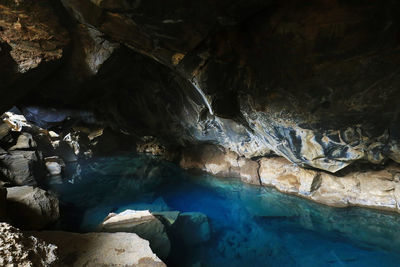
[47,154,400,267]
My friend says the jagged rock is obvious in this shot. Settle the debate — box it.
[6,186,59,230]
[54,0,400,173]
[1,111,31,132]
[171,212,211,246]
[0,223,58,267]
[0,150,41,185]
[9,132,37,150]
[29,230,165,267]
[0,0,69,112]
[99,209,171,260]
[0,186,6,221]
[45,156,65,176]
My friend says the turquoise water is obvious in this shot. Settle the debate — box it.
[47,154,400,267]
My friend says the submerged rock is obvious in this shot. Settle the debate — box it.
[29,230,165,267]
[0,223,58,267]
[99,209,171,260]
[6,186,59,230]
[171,212,211,246]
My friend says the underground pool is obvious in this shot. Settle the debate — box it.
[45,154,400,267]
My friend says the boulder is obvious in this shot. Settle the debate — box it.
[171,212,211,246]
[99,209,171,260]
[9,132,37,150]
[7,186,59,230]
[0,223,58,267]
[29,231,165,267]
[0,150,41,185]
[45,156,65,176]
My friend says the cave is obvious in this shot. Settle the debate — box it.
[1,0,400,266]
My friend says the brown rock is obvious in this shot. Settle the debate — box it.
[180,144,260,184]
[258,156,400,212]
[0,1,69,73]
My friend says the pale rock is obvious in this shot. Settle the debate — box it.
[2,112,31,131]
[180,145,260,184]
[48,131,59,139]
[237,157,260,185]
[9,132,37,150]
[7,186,59,230]
[99,209,171,259]
[29,230,165,267]
[45,156,65,176]
[259,157,319,195]
[259,156,400,212]
[0,223,58,267]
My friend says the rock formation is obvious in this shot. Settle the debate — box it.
[99,209,171,260]
[180,144,400,213]
[6,186,59,230]
[0,3,400,263]
[0,0,398,174]
[29,231,166,267]
[0,223,58,267]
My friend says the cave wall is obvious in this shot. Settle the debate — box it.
[1,0,400,172]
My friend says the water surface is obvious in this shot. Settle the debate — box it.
[47,154,400,267]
